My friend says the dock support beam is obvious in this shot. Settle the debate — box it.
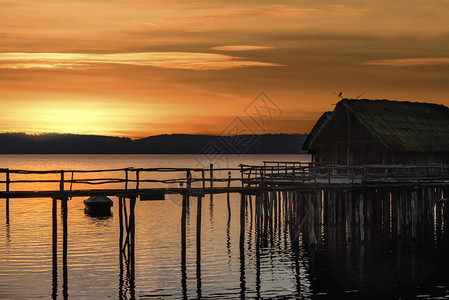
[5,169,9,224]
[52,197,57,299]
[61,197,68,300]
[240,193,246,298]
[181,193,188,299]
[210,164,214,203]
[50,197,68,300]
[196,195,202,299]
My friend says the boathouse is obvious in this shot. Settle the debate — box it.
[303,99,449,165]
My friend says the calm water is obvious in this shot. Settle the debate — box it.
[0,154,448,299]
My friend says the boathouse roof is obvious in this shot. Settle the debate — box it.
[303,99,449,152]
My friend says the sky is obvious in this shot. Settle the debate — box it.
[1,0,449,139]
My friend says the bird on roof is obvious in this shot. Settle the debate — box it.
[333,91,343,98]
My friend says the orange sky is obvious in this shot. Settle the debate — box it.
[1,0,449,139]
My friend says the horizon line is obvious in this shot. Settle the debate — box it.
[0,131,309,140]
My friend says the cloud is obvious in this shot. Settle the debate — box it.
[210,45,274,51]
[0,52,284,71]
[362,57,449,67]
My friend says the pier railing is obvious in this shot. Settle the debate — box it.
[1,163,448,197]
[240,163,449,186]
[0,166,245,193]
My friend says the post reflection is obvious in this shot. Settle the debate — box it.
[239,194,246,299]
[118,197,136,300]
[52,198,57,299]
[181,194,187,299]
[196,196,202,299]
[51,197,69,300]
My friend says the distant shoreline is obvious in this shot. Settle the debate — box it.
[0,133,307,154]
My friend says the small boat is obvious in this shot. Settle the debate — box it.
[83,196,113,216]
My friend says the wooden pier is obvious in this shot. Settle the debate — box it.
[1,162,449,298]
[1,163,448,198]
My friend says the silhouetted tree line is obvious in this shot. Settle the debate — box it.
[0,132,307,154]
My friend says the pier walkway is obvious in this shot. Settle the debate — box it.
[1,162,448,199]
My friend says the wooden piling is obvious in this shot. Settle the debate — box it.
[209,164,214,203]
[60,171,64,192]
[346,191,352,241]
[52,197,57,299]
[201,170,205,189]
[136,171,140,190]
[119,197,124,255]
[272,191,278,234]
[359,192,365,242]
[129,197,136,296]
[61,197,68,299]
[181,193,187,299]
[5,169,10,222]
[196,195,202,299]
[118,197,124,299]
[255,193,262,237]
[308,193,317,245]
[239,193,246,298]
[227,172,231,220]
[125,170,128,190]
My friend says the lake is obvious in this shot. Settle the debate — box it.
[0,154,448,299]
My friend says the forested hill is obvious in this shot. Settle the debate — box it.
[0,133,308,154]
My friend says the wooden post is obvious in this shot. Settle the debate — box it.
[255,195,261,299]
[240,165,244,188]
[346,191,352,241]
[181,193,187,298]
[187,170,192,192]
[359,193,365,242]
[69,172,74,192]
[196,195,202,299]
[411,190,417,240]
[136,171,140,190]
[209,164,214,187]
[52,197,58,299]
[255,193,262,235]
[272,191,278,234]
[119,197,124,252]
[61,197,68,299]
[129,197,136,297]
[346,109,351,167]
[209,164,214,203]
[227,172,231,220]
[118,197,124,298]
[239,193,246,298]
[6,169,10,221]
[60,171,64,192]
[201,170,205,189]
[125,170,129,190]
[308,194,317,245]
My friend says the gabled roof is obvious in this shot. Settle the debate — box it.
[302,111,332,151]
[304,99,449,152]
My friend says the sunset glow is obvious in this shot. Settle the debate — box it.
[1,0,449,138]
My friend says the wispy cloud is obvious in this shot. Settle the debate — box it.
[362,57,449,67]
[210,45,273,51]
[0,52,284,70]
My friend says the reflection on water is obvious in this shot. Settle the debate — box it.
[1,155,449,299]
